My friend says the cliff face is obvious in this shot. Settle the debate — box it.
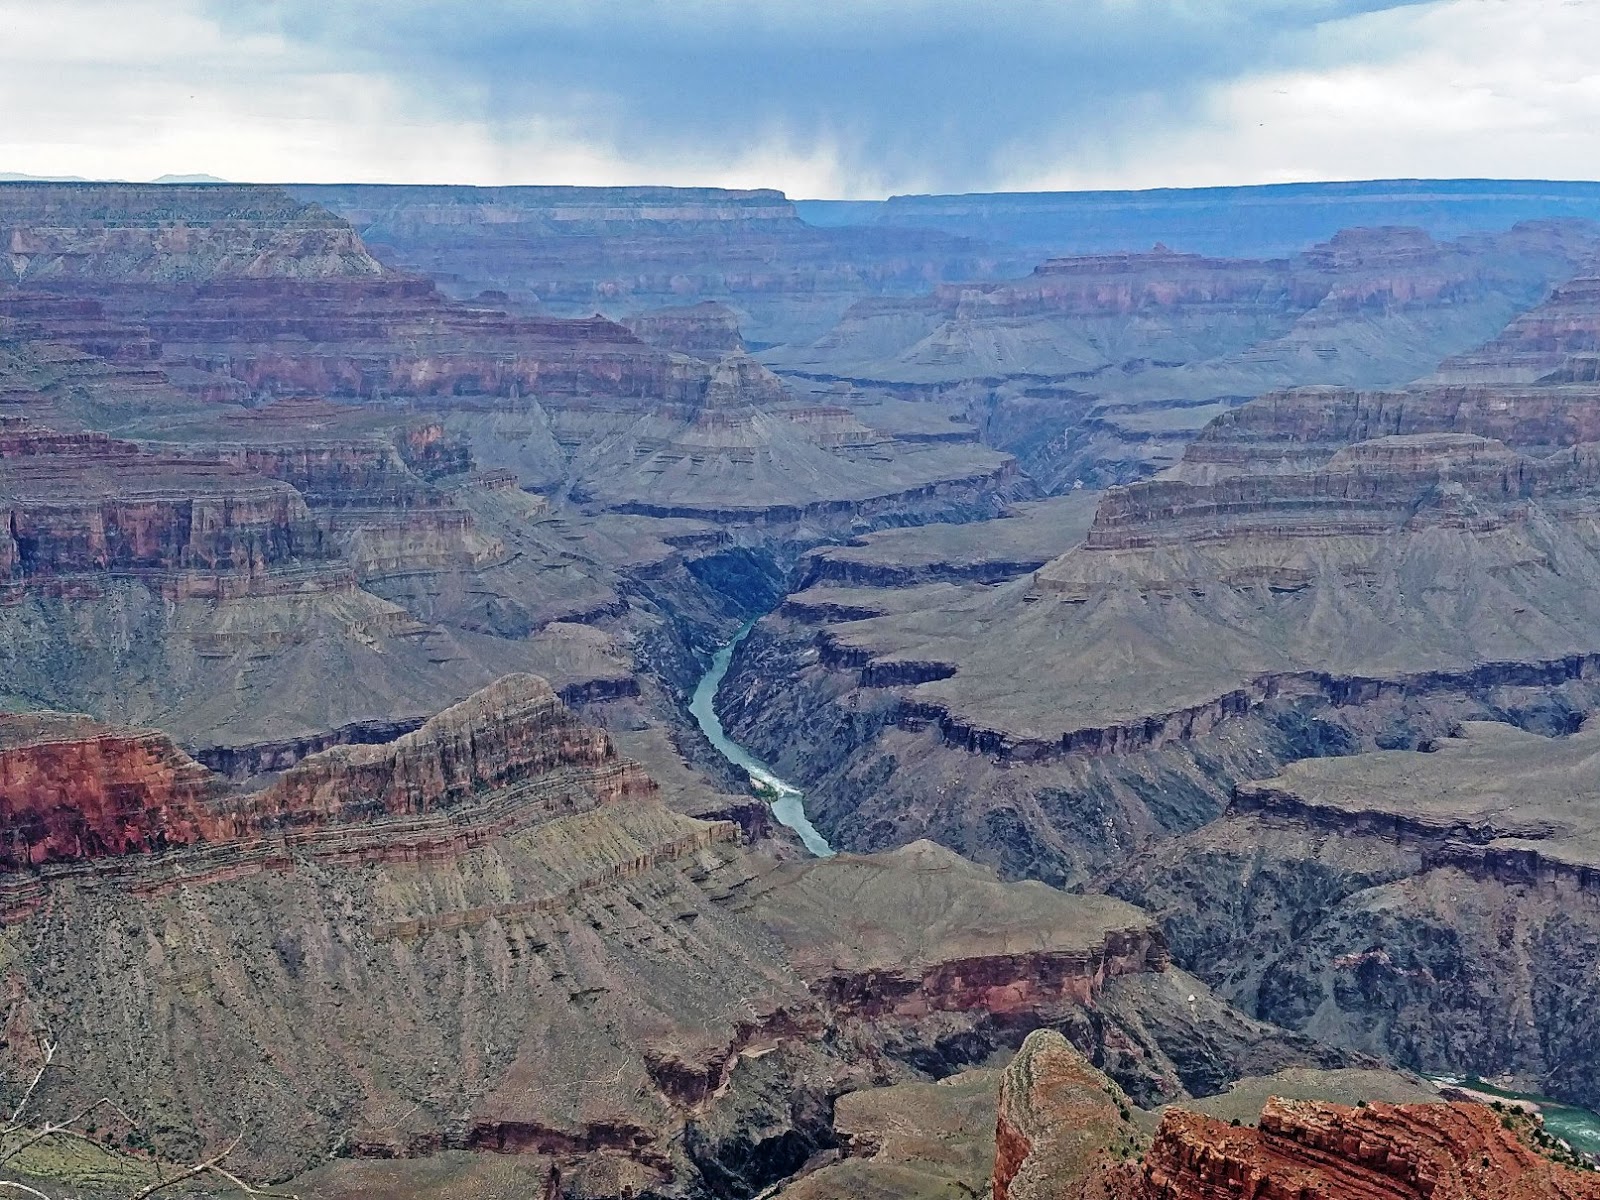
[621,301,746,359]
[1123,1099,1600,1199]
[1438,274,1600,383]
[0,680,1316,1200]
[252,673,653,827]
[0,416,328,588]
[991,1030,1142,1200]
[1110,719,1600,1111]
[0,675,651,883]
[0,183,384,281]
[0,183,715,413]
[0,713,226,868]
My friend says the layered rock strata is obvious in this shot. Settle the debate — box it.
[991,1030,1143,1200]
[0,684,1322,1199]
[1111,719,1600,1110]
[0,675,652,885]
[621,301,746,359]
[769,222,1600,487]
[1117,1099,1600,1199]
[289,183,1009,346]
[0,415,329,594]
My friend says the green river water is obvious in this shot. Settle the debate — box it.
[1430,1076,1600,1157]
[689,621,835,858]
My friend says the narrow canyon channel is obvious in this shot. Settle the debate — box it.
[690,620,836,857]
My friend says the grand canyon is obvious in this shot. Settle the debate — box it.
[3,143,1600,1200]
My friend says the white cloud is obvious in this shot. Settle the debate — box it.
[0,0,878,191]
[2,0,1597,194]
[1006,0,1600,190]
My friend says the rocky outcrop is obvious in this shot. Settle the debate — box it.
[1123,1099,1600,1199]
[621,301,745,359]
[253,673,653,826]
[992,1030,1142,1200]
[1438,274,1600,383]
[1110,720,1600,1111]
[750,842,1169,1008]
[0,416,329,589]
[0,675,653,887]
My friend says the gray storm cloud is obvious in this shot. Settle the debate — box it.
[209,0,1439,194]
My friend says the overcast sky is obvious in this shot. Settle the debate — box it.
[4,0,1598,198]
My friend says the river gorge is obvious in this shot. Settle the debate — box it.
[690,621,835,857]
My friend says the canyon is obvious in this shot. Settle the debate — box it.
[0,678,1350,1199]
[6,176,1600,1199]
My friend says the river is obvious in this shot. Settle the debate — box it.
[1429,1076,1600,1157]
[689,621,835,857]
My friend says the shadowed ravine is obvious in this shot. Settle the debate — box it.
[690,620,835,856]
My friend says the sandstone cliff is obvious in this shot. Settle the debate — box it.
[991,1030,1142,1200]
[1121,1098,1600,1199]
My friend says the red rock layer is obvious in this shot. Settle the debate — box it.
[822,929,1169,1021]
[0,417,326,584]
[249,673,654,828]
[991,1029,1137,1200]
[0,713,227,868]
[0,675,655,875]
[1123,1099,1600,1200]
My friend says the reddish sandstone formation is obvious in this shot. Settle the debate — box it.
[0,675,653,878]
[1121,1099,1600,1200]
[0,416,328,586]
[251,673,654,827]
[0,712,227,868]
[992,1030,1141,1200]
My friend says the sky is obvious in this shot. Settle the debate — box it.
[3,0,1599,198]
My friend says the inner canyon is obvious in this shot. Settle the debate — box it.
[3,176,1600,1200]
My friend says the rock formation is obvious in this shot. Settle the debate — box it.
[991,1030,1142,1200]
[1111,719,1600,1111]
[859,180,1600,260]
[622,301,746,359]
[9,176,1600,1200]
[1115,1098,1600,1199]
[0,415,329,593]
[0,675,650,888]
[0,680,1342,1199]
